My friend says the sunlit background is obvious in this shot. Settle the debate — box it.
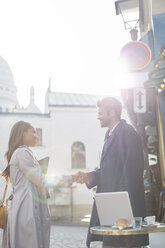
[0,0,131,112]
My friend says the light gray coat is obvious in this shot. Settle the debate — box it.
[2,145,50,248]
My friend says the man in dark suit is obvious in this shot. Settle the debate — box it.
[75,97,149,248]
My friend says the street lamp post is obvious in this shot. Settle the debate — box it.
[115,0,140,40]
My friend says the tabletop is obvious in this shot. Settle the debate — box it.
[90,223,165,236]
[81,218,90,224]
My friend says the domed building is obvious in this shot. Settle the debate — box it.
[0,56,18,112]
[25,86,41,113]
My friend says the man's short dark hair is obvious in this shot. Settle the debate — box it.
[97,97,122,118]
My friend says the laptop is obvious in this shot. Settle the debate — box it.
[94,191,133,226]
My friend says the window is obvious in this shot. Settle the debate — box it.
[71,142,86,169]
[36,128,42,146]
[6,108,9,112]
[0,107,2,112]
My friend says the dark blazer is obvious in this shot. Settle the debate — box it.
[86,119,149,247]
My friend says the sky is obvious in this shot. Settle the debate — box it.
[0,0,131,112]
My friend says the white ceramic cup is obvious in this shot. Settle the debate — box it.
[144,216,156,225]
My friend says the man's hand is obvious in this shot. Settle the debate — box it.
[72,171,90,184]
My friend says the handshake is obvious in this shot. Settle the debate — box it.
[72,171,91,185]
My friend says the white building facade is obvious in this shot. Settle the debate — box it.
[0,56,109,220]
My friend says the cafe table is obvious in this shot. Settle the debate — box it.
[90,223,165,235]
[81,218,90,224]
[90,223,165,247]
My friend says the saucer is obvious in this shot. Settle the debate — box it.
[142,222,160,227]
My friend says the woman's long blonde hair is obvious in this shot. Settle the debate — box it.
[2,121,32,181]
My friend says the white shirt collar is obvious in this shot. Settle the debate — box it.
[108,121,120,136]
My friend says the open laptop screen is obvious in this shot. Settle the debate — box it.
[94,191,133,226]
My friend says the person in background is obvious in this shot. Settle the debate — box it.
[74,97,149,248]
[1,120,75,248]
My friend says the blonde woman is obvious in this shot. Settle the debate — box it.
[2,121,72,248]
